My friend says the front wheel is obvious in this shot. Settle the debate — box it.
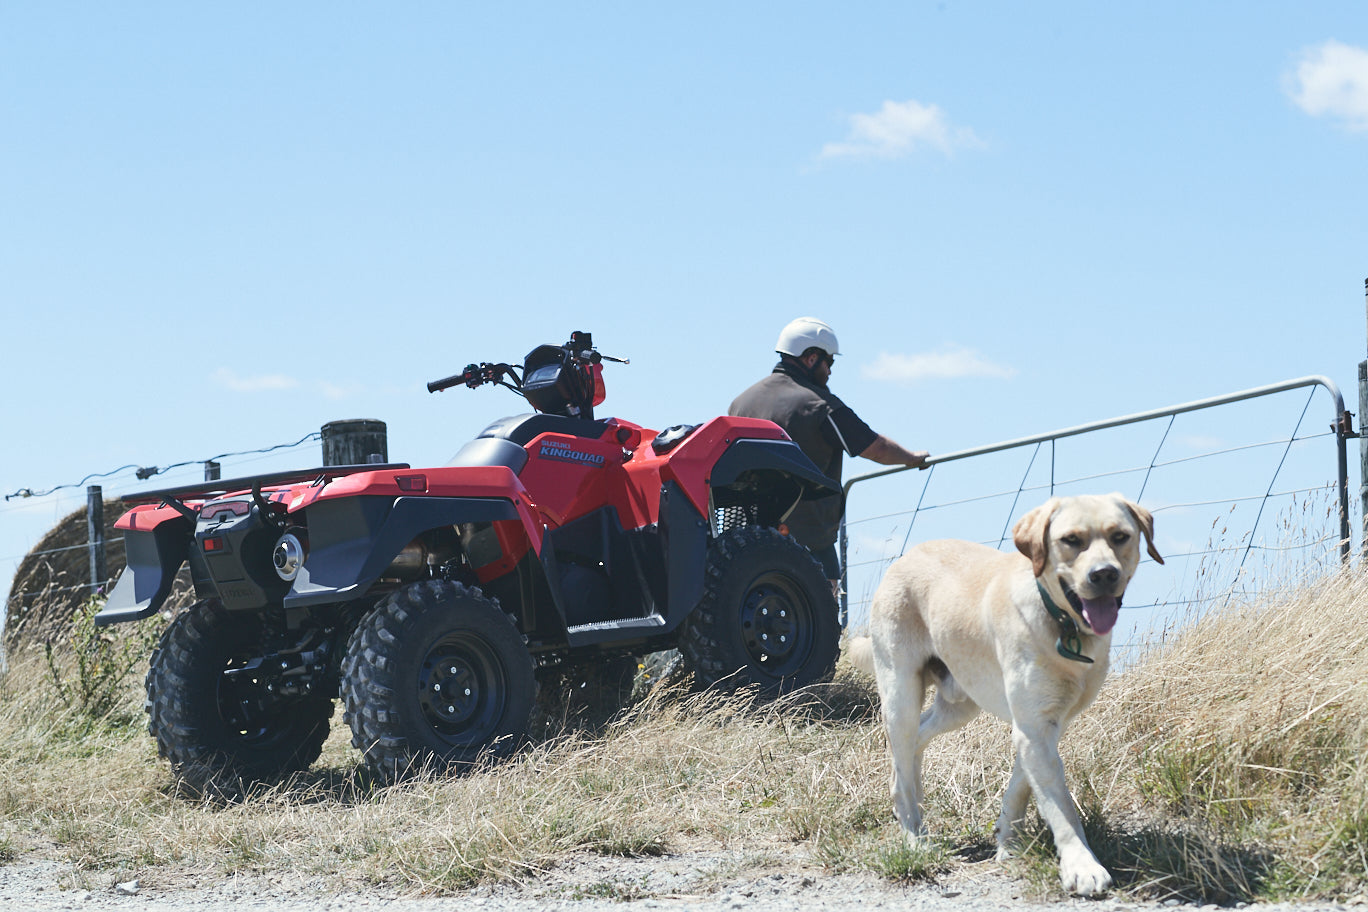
[341,580,536,783]
[679,526,840,694]
[145,599,334,796]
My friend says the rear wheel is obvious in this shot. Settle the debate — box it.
[145,599,334,796]
[341,580,535,783]
[679,526,840,693]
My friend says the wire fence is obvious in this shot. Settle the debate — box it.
[3,432,325,503]
[1,430,341,638]
[3,381,1360,666]
[838,376,1355,665]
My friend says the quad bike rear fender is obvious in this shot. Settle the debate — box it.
[94,509,195,626]
[283,494,528,614]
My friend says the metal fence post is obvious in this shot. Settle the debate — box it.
[838,519,848,628]
[1360,360,1368,563]
[1362,278,1368,562]
[87,485,106,595]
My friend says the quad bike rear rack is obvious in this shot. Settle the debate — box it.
[125,463,412,519]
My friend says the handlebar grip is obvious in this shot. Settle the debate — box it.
[427,372,469,393]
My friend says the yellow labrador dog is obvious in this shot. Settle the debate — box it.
[850,494,1161,896]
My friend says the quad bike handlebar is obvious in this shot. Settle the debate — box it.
[426,362,514,394]
[426,331,628,415]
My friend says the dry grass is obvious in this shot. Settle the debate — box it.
[3,570,1367,903]
[1069,569,1368,902]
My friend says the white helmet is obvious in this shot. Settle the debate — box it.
[775,317,840,359]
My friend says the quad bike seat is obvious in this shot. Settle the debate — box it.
[447,413,609,471]
[477,413,608,445]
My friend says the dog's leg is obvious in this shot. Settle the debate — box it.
[1011,720,1112,896]
[889,673,980,843]
[993,760,1032,860]
[881,672,929,839]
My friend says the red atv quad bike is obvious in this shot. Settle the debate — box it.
[96,332,842,791]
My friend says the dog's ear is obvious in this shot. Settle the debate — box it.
[1120,496,1164,565]
[1013,498,1058,577]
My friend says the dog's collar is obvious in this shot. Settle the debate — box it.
[1036,580,1094,664]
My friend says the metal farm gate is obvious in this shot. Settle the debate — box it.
[838,375,1353,657]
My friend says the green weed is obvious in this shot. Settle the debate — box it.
[43,595,160,726]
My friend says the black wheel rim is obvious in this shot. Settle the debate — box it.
[217,654,289,746]
[738,571,815,678]
[417,634,508,747]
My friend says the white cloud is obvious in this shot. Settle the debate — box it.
[862,345,1017,383]
[212,368,299,393]
[317,381,359,400]
[819,99,982,160]
[210,369,364,399]
[1287,40,1368,131]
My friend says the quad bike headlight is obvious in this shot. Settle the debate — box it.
[272,532,307,581]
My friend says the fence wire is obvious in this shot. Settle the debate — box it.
[4,432,323,503]
[3,430,330,619]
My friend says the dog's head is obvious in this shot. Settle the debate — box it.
[1012,494,1162,636]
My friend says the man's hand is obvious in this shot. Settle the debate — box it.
[861,435,930,469]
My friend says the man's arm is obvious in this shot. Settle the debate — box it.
[859,435,930,468]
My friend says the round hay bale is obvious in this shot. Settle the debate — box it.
[4,500,194,651]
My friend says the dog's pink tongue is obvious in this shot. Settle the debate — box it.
[1080,597,1119,635]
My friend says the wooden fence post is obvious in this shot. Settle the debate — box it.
[321,420,388,467]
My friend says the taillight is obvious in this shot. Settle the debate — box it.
[396,473,428,492]
[203,535,227,553]
[200,501,250,523]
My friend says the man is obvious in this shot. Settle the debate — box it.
[729,317,929,590]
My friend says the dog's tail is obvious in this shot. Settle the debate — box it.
[845,635,875,677]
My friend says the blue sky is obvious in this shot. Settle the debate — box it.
[3,3,1366,644]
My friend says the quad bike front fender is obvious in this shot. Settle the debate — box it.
[283,495,525,609]
[709,438,841,500]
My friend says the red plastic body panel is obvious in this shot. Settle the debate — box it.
[115,503,193,532]
[518,432,632,528]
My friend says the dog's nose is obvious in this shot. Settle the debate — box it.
[1089,565,1120,588]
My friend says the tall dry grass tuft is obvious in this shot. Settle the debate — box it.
[1,571,1365,902]
[1059,568,1368,902]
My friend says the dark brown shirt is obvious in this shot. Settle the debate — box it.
[728,361,878,548]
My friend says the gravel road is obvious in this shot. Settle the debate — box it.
[3,850,1360,912]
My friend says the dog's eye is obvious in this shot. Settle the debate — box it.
[1060,533,1082,548]
[1110,531,1131,546]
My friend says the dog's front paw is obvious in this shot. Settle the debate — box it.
[1059,854,1112,897]
[992,822,1022,861]
[901,827,932,850]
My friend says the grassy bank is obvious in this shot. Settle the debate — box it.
[3,573,1366,903]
